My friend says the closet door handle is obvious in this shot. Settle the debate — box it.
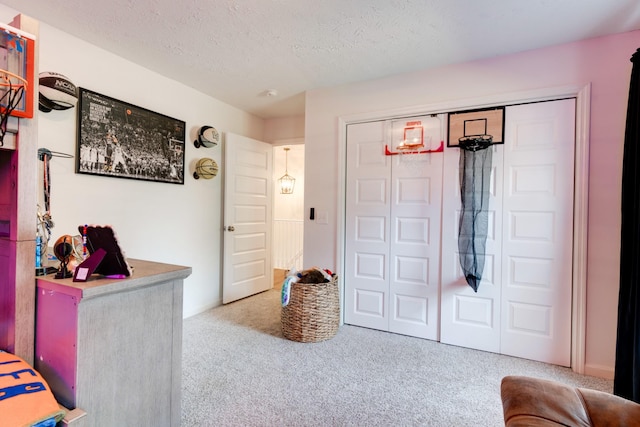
[227,225,235,232]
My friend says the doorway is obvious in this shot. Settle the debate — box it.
[272,144,305,288]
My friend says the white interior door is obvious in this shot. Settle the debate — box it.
[223,133,273,304]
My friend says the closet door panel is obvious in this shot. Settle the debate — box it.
[500,99,575,366]
[441,99,575,365]
[345,121,391,331]
[440,144,504,353]
[388,116,444,340]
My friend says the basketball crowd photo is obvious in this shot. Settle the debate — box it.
[76,88,186,184]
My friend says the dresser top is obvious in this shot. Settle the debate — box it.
[36,258,192,300]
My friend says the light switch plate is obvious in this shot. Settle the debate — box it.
[317,211,328,224]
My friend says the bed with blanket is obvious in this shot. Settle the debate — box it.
[0,350,66,427]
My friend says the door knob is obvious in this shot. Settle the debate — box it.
[227,225,235,231]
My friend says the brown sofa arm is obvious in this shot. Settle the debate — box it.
[500,375,640,426]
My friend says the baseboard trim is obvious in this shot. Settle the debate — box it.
[183,300,220,319]
[584,363,614,380]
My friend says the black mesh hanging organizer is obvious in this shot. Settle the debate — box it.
[457,135,493,292]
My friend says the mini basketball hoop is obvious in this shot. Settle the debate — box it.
[397,147,429,174]
[0,69,27,146]
[388,116,445,174]
[394,135,439,173]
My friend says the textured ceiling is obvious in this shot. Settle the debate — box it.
[5,0,640,118]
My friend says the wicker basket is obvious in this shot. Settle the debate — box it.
[281,275,339,343]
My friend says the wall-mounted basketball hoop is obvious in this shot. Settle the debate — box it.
[384,140,444,156]
[0,23,35,119]
[0,22,35,147]
[0,69,27,146]
[447,107,504,147]
[385,119,445,156]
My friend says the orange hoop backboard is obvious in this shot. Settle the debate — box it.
[0,22,35,118]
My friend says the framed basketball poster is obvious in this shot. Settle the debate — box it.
[76,88,186,184]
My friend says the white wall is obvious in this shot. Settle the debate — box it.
[264,115,305,143]
[304,30,640,378]
[1,5,264,318]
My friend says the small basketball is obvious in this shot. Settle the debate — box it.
[196,125,220,148]
[193,158,218,179]
[38,71,78,112]
[53,235,74,261]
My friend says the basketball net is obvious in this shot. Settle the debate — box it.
[0,69,27,147]
[396,135,432,174]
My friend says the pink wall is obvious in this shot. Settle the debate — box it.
[304,30,640,378]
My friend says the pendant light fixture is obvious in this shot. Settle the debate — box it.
[278,147,295,194]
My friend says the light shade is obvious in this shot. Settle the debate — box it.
[279,147,295,194]
[279,173,295,194]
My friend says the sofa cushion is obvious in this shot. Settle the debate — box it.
[579,387,640,427]
[501,375,591,426]
[501,375,640,427]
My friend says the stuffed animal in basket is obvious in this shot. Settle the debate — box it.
[281,267,333,306]
[297,268,329,284]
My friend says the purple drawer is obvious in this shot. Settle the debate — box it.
[35,284,80,409]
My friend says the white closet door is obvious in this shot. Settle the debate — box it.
[344,121,391,331]
[499,99,575,366]
[388,116,444,340]
[344,116,444,339]
[345,100,574,365]
[440,144,504,353]
[441,99,575,365]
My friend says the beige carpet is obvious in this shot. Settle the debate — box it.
[181,289,612,426]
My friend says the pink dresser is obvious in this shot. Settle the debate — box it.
[35,259,191,427]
